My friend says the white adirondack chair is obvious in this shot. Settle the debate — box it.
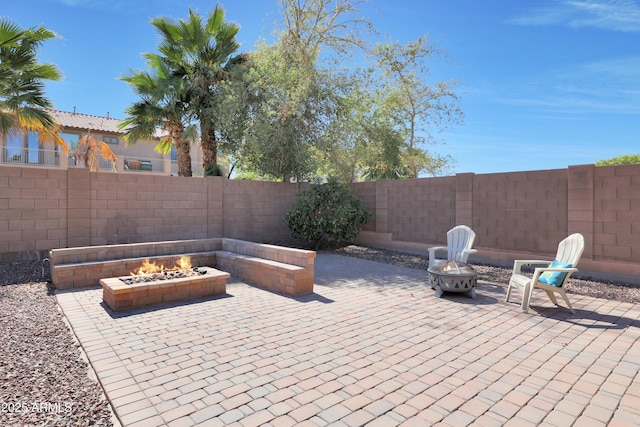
[506,233,585,313]
[428,225,478,269]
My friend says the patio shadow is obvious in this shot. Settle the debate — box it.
[524,306,639,330]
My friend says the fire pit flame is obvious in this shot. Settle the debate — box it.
[132,256,192,276]
[442,261,460,273]
[123,256,204,285]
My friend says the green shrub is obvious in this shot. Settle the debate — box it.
[285,178,373,249]
[204,163,224,177]
[595,154,640,166]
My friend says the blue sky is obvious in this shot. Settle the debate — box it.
[3,0,639,174]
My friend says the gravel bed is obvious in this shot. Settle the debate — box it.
[328,244,640,304]
[0,261,114,427]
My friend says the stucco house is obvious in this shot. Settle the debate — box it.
[0,109,203,176]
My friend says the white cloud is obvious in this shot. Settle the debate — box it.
[508,0,640,32]
[582,55,640,79]
[492,55,640,115]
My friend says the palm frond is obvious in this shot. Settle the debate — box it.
[155,137,173,154]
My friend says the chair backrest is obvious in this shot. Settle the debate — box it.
[555,233,585,266]
[447,225,476,262]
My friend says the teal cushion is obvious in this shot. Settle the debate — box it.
[538,260,572,287]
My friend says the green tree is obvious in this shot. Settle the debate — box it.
[319,69,412,181]
[0,19,65,150]
[218,0,372,182]
[277,0,373,63]
[228,42,333,182]
[120,55,195,177]
[371,36,461,178]
[595,154,640,166]
[151,4,241,175]
[218,0,462,182]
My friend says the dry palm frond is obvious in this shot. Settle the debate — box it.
[74,133,117,172]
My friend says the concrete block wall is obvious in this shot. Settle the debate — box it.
[473,169,568,254]
[349,181,377,232]
[0,168,302,261]
[3,163,640,280]
[593,165,640,263]
[222,180,307,244]
[353,164,640,280]
[0,167,68,258]
[88,171,211,246]
[388,177,457,243]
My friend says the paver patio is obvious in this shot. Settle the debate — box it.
[56,253,640,426]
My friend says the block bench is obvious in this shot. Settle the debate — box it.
[49,238,316,310]
[216,251,314,296]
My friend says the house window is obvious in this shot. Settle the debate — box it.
[171,146,178,161]
[103,136,118,145]
[59,132,81,149]
[59,132,81,165]
[5,132,23,163]
[26,132,40,164]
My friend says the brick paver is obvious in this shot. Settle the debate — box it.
[56,253,640,426]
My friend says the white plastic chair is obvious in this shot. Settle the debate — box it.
[506,233,585,313]
[428,225,478,269]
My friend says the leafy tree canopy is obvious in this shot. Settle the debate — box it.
[217,0,462,182]
[595,154,640,166]
[120,0,463,181]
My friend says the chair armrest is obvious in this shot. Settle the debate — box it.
[461,249,478,257]
[428,246,447,258]
[512,259,551,275]
[532,266,578,284]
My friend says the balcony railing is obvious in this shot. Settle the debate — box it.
[1,147,60,167]
[124,157,166,174]
[1,146,171,175]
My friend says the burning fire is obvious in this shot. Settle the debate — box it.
[132,256,192,276]
[442,261,461,273]
[124,256,203,285]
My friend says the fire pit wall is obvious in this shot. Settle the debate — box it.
[49,238,316,297]
[50,239,222,289]
[101,266,230,312]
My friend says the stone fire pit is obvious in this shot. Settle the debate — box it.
[100,265,229,312]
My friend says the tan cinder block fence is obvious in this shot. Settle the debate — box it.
[0,168,305,258]
[351,164,640,283]
[1,163,639,282]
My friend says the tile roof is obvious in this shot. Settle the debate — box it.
[48,109,167,139]
[49,110,123,134]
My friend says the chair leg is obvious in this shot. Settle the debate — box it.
[505,283,512,302]
[544,290,559,306]
[558,289,575,314]
[521,282,532,313]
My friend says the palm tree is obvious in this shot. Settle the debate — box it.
[0,19,66,150]
[151,4,240,175]
[120,55,195,177]
[73,131,117,171]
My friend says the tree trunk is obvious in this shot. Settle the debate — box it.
[173,124,192,177]
[200,120,217,174]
